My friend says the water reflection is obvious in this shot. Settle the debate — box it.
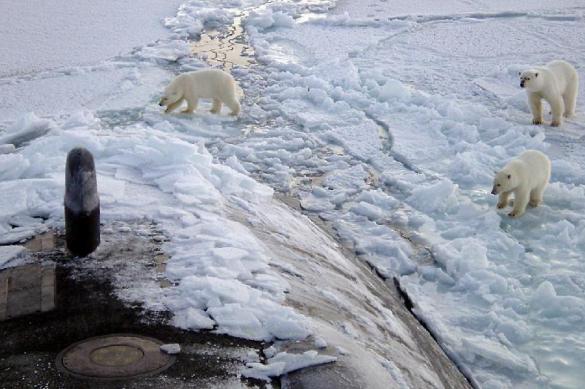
[191,14,254,70]
[0,263,56,321]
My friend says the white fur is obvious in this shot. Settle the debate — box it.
[519,60,579,127]
[159,69,241,116]
[491,150,551,218]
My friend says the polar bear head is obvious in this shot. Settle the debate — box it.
[159,78,184,107]
[491,167,519,195]
[519,70,543,92]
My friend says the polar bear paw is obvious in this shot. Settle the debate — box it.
[532,118,543,125]
[497,201,508,209]
[508,210,523,218]
[551,120,561,127]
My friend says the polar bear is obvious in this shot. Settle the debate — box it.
[491,150,551,218]
[159,68,241,116]
[519,60,578,127]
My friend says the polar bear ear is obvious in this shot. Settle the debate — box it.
[534,73,538,78]
[507,174,511,179]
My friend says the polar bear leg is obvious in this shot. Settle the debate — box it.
[182,98,198,114]
[509,189,529,218]
[210,98,222,114]
[165,98,185,113]
[549,95,564,127]
[529,94,543,125]
[223,96,241,116]
[529,184,545,207]
[497,191,510,209]
[563,78,578,117]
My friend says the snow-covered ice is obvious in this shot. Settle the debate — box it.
[0,245,26,268]
[242,350,337,381]
[234,0,585,387]
[160,343,182,355]
[2,0,585,387]
[0,0,183,78]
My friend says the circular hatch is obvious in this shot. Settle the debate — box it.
[56,334,175,380]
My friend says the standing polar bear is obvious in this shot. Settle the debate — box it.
[519,60,579,127]
[491,150,551,218]
[159,68,241,116]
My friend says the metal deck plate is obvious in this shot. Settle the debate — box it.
[56,334,175,380]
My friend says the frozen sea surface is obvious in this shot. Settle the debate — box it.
[0,0,184,78]
[236,0,585,387]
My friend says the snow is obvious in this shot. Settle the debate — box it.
[160,343,182,355]
[2,0,585,387]
[242,350,337,381]
[314,337,328,349]
[0,145,16,155]
[247,9,295,32]
[234,0,585,387]
[172,307,216,330]
[0,113,53,147]
[0,0,183,78]
[169,275,309,341]
[0,245,26,268]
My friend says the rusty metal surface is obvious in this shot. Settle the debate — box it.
[0,263,56,321]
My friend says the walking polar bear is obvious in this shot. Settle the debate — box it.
[159,68,241,116]
[491,150,551,218]
[519,60,579,127]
